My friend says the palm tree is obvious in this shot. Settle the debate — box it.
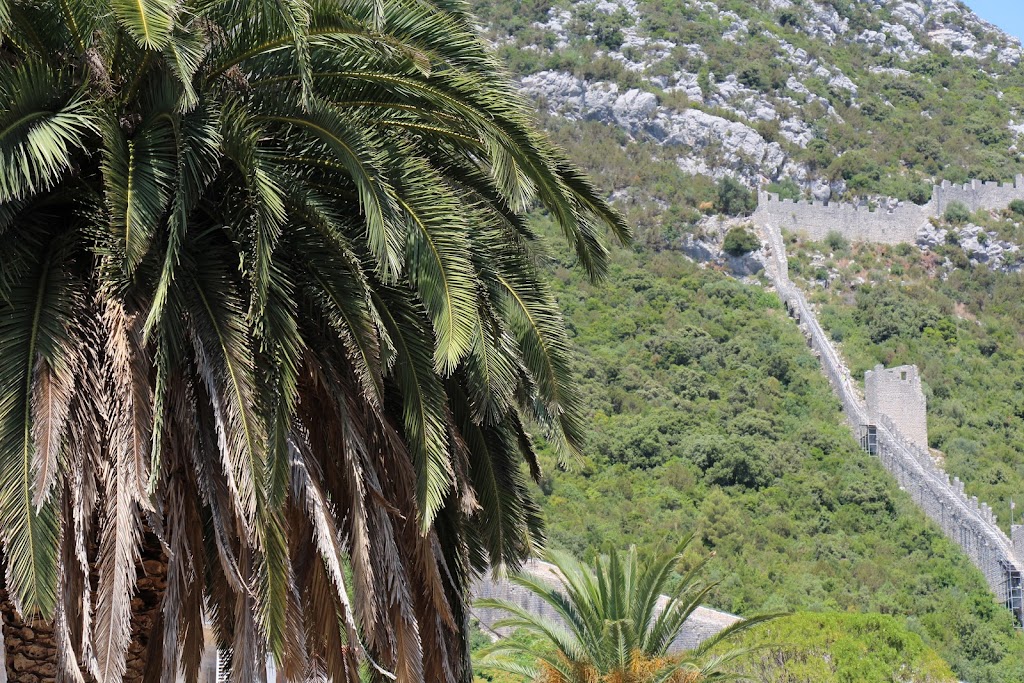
[0,0,629,679]
[475,539,775,683]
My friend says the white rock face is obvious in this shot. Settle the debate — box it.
[855,21,929,60]
[890,1,925,28]
[612,89,658,126]
[521,70,789,184]
[811,179,832,202]
[508,0,1024,196]
[917,223,1024,271]
[801,1,849,44]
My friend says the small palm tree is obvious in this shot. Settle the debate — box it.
[475,538,776,683]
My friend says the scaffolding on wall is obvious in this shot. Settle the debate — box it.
[858,424,878,456]
[1001,559,1024,629]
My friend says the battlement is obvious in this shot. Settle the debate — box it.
[755,175,1024,245]
[939,175,1024,192]
[759,192,914,213]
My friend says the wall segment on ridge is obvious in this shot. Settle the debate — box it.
[754,175,1024,245]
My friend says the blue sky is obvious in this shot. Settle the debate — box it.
[964,1,1024,40]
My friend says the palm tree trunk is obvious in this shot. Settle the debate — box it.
[1,534,168,683]
[1,590,61,683]
[124,534,168,683]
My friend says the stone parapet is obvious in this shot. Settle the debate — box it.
[754,175,1024,245]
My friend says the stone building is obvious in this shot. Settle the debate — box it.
[865,364,928,452]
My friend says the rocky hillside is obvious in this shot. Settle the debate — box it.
[473,0,1024,236]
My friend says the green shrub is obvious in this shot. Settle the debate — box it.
[766,178,801,201]
[908,182,933,205]
[738,63,768,89]
[723,226,761,256]
[944,201,971,225]
[730,613,957,683]
[777,9,800,28]
[825,230,849,253]
[1009,199,1024,217]
[802,139,834,173]
[571,6,630,50]
[716,176,756,216]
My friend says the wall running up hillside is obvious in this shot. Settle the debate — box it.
[755,176,1024,244]
[762,225,1024,623]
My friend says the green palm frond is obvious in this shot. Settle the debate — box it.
[110,0,176,49]
[452,397,542,569]
[476,544,779,683]
[0,61,97,204]
[220,97,287,314]
[0,241,75,618]
[183,244,265,528]
[373,287,453,532]
[99,112,177,273]
[145,99,222,337]
[395,158,480,374]
[494,270,586,461]
[256,96,406,279]
[476,598,584,662]
[164,25,209,109]
[292,212,386,405]
[463,308,519,425]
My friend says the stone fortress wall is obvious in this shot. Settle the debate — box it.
[762,224,1024,623]
[754,175,1024,245]
[865,364,929,452]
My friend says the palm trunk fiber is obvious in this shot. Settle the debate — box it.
[1,592,60,683]
[1,534,168,683]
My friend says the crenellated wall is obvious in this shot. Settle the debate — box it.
[755,192,929,243]
[762,224,1024,622]
[933,176,1024,216]
[754,175,1024,245]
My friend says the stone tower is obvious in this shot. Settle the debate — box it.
[865,364,928,451]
